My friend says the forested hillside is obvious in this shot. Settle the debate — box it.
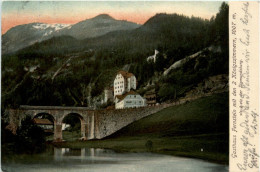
[1,2,228,109]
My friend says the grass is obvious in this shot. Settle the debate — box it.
[46,130,81,142]
[53,92,229,164]
[55,133,228,164]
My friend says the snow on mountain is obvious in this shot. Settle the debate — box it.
[2,23,74,54]
[43,31,53,37]
[33,23,71,31]
[2,14,140,54]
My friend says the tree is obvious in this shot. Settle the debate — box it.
[15,116,46,153]
[155,53,166,72]
[215,2,229,54]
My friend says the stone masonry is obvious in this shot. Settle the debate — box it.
[5,104,170,142]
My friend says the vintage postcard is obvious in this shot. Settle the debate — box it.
[1,1,259,172]
[229,1,259,172]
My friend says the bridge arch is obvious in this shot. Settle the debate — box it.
[61,112,87,141]
[60,112,84,123]
[33,112,55,122]
[33,112,55,138]
[31,111,56,121]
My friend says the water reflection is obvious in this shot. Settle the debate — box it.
[54,148,116,159]
[52,147,122,166]
[2,147,229,172]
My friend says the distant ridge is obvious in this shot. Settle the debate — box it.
[91,14,115,20]
[2,14,140,54]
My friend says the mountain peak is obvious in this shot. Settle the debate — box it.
[92,14,114,20]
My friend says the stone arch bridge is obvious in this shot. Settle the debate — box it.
[5,104,171,142]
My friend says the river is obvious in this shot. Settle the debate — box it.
[2,148,228,172]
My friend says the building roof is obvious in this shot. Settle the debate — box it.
[115,90,139,101]
[117,70,134,78]
[106,105,115,110]
[144,89,156,96]
[33,118,53,125]
[144,94,156,98]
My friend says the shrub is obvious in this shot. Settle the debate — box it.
[14,116,46,153]
[145,140,153,151]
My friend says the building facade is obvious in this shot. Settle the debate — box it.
[114,71,136,97]
[33,118,53,132]
[144,89,157,106]
[113,70,146,109]
[115,91,146,109]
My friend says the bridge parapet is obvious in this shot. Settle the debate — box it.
[5,104,172,142]
[20,105,94,111]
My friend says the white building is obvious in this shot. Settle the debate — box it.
[33,118,53,132]
[62,123,71,131]
[114,71,137,97]
[115,90,146,109]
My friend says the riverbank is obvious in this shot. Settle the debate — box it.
[54,133,228,164]
[53,92,229,165]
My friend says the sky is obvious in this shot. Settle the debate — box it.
[1,1,223,34]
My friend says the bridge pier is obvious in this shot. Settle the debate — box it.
[81,122,87,140]
[53,123,63,142]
